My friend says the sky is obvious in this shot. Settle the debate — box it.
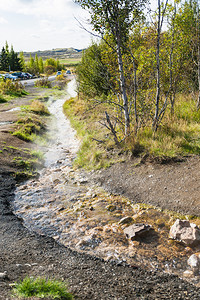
[0,0,92,52]
[0,0,158,53]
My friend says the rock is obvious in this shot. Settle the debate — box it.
[169,219,200,246]
[187,254,199,269]
[123,223,152,240]
[0,271,8,280]
[183,270,195,278]
[119,216,133,225]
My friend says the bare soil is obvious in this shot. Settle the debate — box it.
[0,87,200,299]
[93,155,200,217]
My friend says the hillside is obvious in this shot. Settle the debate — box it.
[22,47,83,61]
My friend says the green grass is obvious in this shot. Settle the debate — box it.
[63,97,123,169]
[60,58,81,66]
[63,92,200,169]
[12,277,74,299]
[135,95,200,158]
[12,113,47,142]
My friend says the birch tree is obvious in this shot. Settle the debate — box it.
[75,0,147,136]
[153,0,169,131]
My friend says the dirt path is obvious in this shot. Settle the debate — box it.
[93,156,200,217]
[0,87,200,299]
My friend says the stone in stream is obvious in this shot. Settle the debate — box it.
[187,254,200,275]
[123,223,152,240]
[187,254,200,268]
[169,219,200,246]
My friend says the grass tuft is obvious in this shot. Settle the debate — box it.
[29,100,50,115]
[12,114,46,142]
[12,276,74,299]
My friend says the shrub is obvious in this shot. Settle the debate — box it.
[12,276,74,299]
[0,79,26,96]
[0,94,7,103]
[29,100,50,115]
[12,114,46,142]
[44,65,55,75]
[35,77,52,88]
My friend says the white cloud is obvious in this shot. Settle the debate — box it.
[0,0,89,19]
[0,0,92,51]
[0,16,8,24]
[31,34,40,39]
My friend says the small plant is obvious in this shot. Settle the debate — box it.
[0,79,27,97]
[29,100,50,115]
[35,77,52,88]
[56,74,65,81]
[12,130,32,142]
[12,276,74,299]
[12,114,46,142]
[0,94,7,103]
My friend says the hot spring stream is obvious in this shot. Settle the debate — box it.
[12,78,199,284]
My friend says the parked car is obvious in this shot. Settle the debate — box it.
[22,72,33,79]
[11,72,23,79]
[4,73,18,81]
[56,71,62,77]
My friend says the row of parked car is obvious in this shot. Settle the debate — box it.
[56,70,71,77]
[0,72,34,81]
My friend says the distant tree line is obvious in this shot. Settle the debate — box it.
[0,41,64,75]
[24,55,64,75]
[0,42,22,72]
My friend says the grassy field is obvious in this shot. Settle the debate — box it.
[60,58,81,66]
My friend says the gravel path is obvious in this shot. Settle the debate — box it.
[0,171,200,299]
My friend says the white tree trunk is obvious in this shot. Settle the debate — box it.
[153,0,161,131]
[116,36,130,135]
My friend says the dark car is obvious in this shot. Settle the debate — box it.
[22,72,33,79]
[11,72,23,79]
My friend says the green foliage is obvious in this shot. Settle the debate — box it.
[76,0,147,45]
[0,42,21,71]
[39,57,44,73]
[12,114,46,142]
[19,52,26,71]
[0,94,7,103]
[44,58,64,74]
[0,80,27,97]
[12,277,73,299]
[77,43,111,97]
[0,46,9,71]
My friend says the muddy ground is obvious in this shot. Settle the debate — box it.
[0,86,200,299]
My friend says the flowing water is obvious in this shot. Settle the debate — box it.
[12,78,200,284]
